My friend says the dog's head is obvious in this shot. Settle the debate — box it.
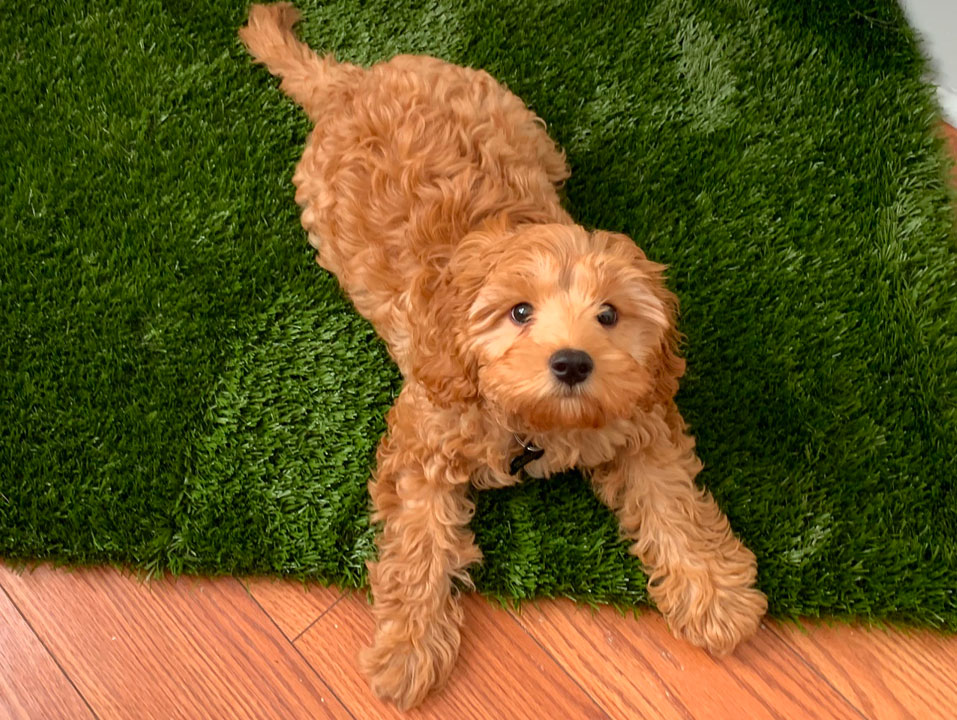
[410,223,683,430]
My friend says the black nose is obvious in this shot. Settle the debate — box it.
[549,348,594,386]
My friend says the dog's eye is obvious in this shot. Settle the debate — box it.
[597,304,618,327]
[510,303,534,325]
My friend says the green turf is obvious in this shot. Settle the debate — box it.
[2,0,956,628]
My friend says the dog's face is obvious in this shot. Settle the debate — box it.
[426,224,683,431]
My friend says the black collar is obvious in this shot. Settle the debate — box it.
[509,440,545,475]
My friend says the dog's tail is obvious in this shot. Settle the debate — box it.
[238,3,358,121]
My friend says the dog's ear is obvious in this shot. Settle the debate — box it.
[407,262,481,407]
[596,231,686,406]
[408,222,517,407]
[635,246,685,406]
[646,290,685,406]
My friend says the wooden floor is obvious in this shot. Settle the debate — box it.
[944,122,957,185]
[2,563,957,720]
[3,125,956,720]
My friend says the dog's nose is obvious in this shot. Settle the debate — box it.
[549,348,593,386]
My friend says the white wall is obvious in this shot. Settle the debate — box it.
[900,0,957,124]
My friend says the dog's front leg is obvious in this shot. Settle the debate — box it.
[590,408,767,655]
[360,409,481,709]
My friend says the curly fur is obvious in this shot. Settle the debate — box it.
[241,3,766,710]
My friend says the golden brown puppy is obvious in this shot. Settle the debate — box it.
[240,3,767,710]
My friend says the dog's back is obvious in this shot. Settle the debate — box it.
[240,3,570,366]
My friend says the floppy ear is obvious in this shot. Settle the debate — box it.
[408,222,517,406]
[597,231,686,406]
[407,264,480,407]
[645,277,685,406]
[636,248,685,406]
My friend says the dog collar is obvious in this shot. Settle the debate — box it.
[509,438,545,475]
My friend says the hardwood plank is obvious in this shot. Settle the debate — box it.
[0,584,94,720]
[0,564,351,720]
[241,576,342,640]
[511,599,865,720]
[942,123,957,151]
[295,592,608,719]
[513,601,684,720]
[943,122,957,185]
[770,620,957,720]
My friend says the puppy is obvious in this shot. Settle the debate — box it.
[240,3,766,710]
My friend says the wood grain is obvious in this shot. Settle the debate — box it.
[294,591,608,719]
[0,564,351,720]
[942,122,957,185]
[4,564,957,720]
[0,583,94,720]
[945,123,957,140]
[770,620,957,720]
[242,576,343,640]
[511,599,865,720]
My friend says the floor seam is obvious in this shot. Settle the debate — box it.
[237,578,358,720]
[0,575,102,720]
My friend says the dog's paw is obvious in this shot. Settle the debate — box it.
[360,624,460,710]
[678,581,767,656]
[650,565,767,656]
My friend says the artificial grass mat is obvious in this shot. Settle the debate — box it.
[2,0,956,628]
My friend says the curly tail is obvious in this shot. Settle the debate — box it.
[238,3,358,121]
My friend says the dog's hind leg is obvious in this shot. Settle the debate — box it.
[530,117,571,188]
